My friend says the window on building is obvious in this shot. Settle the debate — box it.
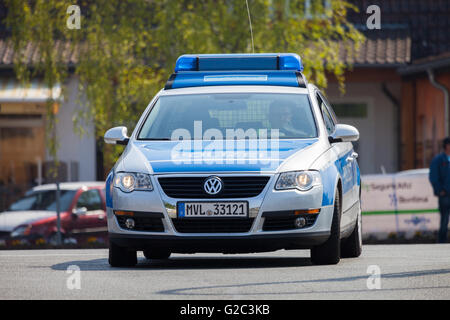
[332,103,368,118]
[278,0,332,20]
[304,0,332,19]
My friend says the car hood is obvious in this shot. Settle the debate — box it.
[0,211,56,232]
[119,139,320,173]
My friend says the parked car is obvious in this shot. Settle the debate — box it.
[0,182,107,246]
[104,53,362,267]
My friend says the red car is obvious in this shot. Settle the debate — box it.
[0,182,107,246]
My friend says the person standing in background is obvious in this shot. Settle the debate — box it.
[429,137,450,243]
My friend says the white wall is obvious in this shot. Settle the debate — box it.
[46,77,97,181]
[326,81,401,175]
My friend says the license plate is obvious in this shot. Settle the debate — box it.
[177,202,248,218]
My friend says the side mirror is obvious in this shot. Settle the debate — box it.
[104,126,129,145]
[72,207,87,217]
[329,124,359,143]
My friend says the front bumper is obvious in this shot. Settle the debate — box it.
[107,173,334,253]
[109,231,330,253]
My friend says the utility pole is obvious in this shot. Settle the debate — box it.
[56,181,62,246]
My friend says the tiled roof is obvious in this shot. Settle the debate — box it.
[341,29,411,66]
[0,35,412,68]
[0,40,79,66]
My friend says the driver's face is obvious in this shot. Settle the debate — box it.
[280,107,293,122]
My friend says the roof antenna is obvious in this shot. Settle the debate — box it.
[245,0,255,53]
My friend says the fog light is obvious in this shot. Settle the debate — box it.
[294,217,306,229]
[125,218,135,229]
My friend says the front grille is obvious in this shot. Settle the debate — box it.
[115,213,165,232]
[172,218,254,233]
[263,214,319,231]
[158,176,270,199]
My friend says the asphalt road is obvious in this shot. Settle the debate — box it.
[1,244,450,300]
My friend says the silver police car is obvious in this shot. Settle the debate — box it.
[104,53,362,267]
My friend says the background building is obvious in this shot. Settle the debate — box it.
[0,41,97,210]
[328,0,450,174]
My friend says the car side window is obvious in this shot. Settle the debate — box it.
[76,190,102,211]
[316,92,335,135]
[320,93,338,124]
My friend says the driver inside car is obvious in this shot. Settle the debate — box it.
[269,100,307,137]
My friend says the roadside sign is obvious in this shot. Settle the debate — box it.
[361,169,440,238]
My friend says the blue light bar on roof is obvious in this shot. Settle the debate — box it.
[174,55,198,73]
[169,71,302,89]
[174,53,303,73]
[279,53,303,71]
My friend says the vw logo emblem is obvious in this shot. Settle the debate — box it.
[204,176,223,195]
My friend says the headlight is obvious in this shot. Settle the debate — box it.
[275,171,321,191]
[114,172,153,193]
[10,224,32,238]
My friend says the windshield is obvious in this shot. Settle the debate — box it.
[138,93,317,140]
[8,190,77,212]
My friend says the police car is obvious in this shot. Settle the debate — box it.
[104,53,362,267]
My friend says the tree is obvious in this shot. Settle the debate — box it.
[4,0,364,174]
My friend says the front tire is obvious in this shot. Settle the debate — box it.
[341,201,362,258]
[108,241,137,267]
[311,189,341,265]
